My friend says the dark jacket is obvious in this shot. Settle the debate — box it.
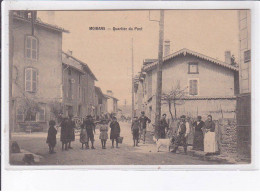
[204,120,215,132]
[139,116,151,129]
[193,121,205,132]
[46,126,57,147]
[60,119,70,143]
[160,118,169,130]
[110,121,120,139]
[68,119,76,141]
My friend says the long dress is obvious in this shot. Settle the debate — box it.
[204,120,217,153]
[192,121,205,151]
[46,126,57,147]
[110,121,120,140]
[80,128,88,144]
[60,119,70,143]
[99,124,108,140]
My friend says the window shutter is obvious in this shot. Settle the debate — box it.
[25,68,31,91]
[189,80,198,95]
[32,69,37,92]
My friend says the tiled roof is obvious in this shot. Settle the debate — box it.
[95,86,108,99]
[104,94,119,101]
[62,52,98,81]
[13,14,69,33]
[143,48,239,72]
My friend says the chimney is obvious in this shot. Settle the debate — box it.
[67,50,73,56]
[107,90,113,97]
[164,40,170,57]
[225,51,231,64]
[47,11,56,25]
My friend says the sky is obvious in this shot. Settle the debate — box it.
[38,10,239,106]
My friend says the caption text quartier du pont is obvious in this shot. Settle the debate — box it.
[89,27,143,31]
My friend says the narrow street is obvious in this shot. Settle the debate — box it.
[11,122,216,165]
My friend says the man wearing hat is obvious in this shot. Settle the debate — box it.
[82,115,96,149]
[172,115,190,154]
[138,111,151,144]
[159,113,169,139]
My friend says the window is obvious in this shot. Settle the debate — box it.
[189,79,198,96]
[188,63,199,74]
[25,36,38,60]
[78,86,81,100]
[78,75,81,84]
[68,69,72,75]
[244,50,251,63]
[16,108,24,122]
[37,105,45,122]
[25,68,37,92]
[68,79,73,99]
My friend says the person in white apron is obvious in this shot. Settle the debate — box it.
[204,115,217,154]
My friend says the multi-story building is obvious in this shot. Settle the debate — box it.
[62,51,97,118]
[135,47,239,123]
[94,86,108,119]
[11,11,68,132]
[105,90,119,114]
[11,11,98,132]
[236,10,251,161]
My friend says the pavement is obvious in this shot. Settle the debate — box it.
[10,122,218,165]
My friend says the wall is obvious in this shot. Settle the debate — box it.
[12,17,63,131]
[150,54,236,97]
[238,10,251,94]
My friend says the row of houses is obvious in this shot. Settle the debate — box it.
[10,11,118,132]
[134,43,239,123]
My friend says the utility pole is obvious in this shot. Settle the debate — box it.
[155,10,164,137]
[131,38,135,119]
[9,10,14,140]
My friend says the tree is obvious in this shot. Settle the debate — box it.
[49,100,63,122]
[19,98,40,121]
[161,81,187,120]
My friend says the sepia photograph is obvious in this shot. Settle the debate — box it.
[5,8,252,167]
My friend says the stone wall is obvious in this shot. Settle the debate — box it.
[216,119,237,158]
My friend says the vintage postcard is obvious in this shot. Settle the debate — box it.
[2,4,253,169]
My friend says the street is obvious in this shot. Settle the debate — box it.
[11,122,216,165]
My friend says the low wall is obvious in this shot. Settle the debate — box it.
[216,119,237,158]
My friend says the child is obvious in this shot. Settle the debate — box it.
[131,116,140,147]
[46,120,57,154]
[80,124,88,149]
[99,120,108,149]
[110,117,121,148]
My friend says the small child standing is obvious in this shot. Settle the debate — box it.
[46,120,57,154]
[99,120,108,149]
[131,117,140,147]
[80,125,88,149]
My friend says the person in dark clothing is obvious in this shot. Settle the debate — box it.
[172,115,190,154]
[46,120,57,154]
[131,116,140,147]
[159,114,169,139]
[138,111,151,144]
[82,115,96,149]
[68,114,76,149]
[60,117,70,151]
[192,116,205,151]
[110,117,121,148]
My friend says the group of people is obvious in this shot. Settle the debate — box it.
[46,114,122,154]
[170,114,216,155]
[130,111,170,147]
[79,115,121,149]
[46,115,76,154]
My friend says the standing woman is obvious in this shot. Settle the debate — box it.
[60,117,70,151]
[192,116,205,151]
[204,115,217,155]
[99,120,108,149]
[110,117,121,148]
